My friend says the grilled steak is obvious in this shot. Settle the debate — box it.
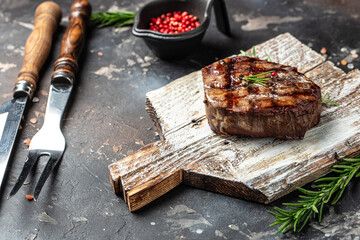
[201,56,321,139]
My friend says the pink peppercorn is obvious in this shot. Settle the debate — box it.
[149,11,200,34]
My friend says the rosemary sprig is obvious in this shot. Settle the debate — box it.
[240,46,272,62]
[90,10,135,28]
[252,46,258,58]
[265,51,272,62]
[241,70,275,87]
[322,92,340,106]
[268,156,360,234]
[240,50,251,57]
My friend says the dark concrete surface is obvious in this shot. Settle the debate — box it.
[0,0,359,239]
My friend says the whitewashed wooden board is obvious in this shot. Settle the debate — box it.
[109,33,360,212]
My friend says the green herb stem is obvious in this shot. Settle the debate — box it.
[322,92,340,106]
[240,46,272,62]
[268,157,360,234]
[243,70,275,87]
[91,10,135,28]
[245,70,274,78]
[252,46,258,58]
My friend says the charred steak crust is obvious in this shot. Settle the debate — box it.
[201,56,321,139]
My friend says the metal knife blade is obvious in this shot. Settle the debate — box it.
[0,97,27,190]
[0,2,61,194]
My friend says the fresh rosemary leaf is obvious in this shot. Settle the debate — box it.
[323,189,335,203]
[114,18,134,27]
[240,50,250,57]
[277,218,292,234]
[315,183,335,188]
[247,70,274,78]
[298,211,312,232]
[265,50,272,62]
[323,100,341,105]
[288,206,302,211]
[318,201,325,222]
[294,217,300,231]
[294,209,304,219]
[267,210,282,218]
[311,205,319,213]
[343,158,360,162]
[322,92,340,106]
[239,46,273,62]
[331,187,345,204]
[241,70,275,87]
[296,187,319,195]
[282,202,305,207]
[273,206,293,215]
[299,195,314,200]
[269,157,360,234]
[270,222,281,227]
[252,46,258,58]
[344,169,357,186]
[315,176,339,182]
[331,168,346,173]
[298,200,312,204]
[333,164,354,169]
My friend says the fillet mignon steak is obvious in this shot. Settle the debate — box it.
[201,56,321,139]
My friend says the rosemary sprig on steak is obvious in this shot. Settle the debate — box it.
[240,46,272,62]
[268,156,360,234]
[265,51,272,62]
[240,50,251,57]
[240,70,275,87]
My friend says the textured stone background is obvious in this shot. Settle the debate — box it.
[0,0,359,239]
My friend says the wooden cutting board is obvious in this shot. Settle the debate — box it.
[108,33,360,212]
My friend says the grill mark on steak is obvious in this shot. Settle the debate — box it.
[202,56,322,139]
[224,92,234,109]
[222,58,237,109]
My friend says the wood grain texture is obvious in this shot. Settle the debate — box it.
[109,33,360,212]
[15,1,62,91]
[51,0,91,84]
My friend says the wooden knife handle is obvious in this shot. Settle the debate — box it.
[15,1,62,92]
[51,0,91,85]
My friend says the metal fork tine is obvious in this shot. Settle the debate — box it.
[33,153,63,200]
[8,151,40,198]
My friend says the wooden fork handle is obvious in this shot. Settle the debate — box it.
[15,1,62,94]
[51,0,91,85]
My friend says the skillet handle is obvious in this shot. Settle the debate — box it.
[213,0,231,36]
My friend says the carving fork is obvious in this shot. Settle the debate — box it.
[9,0,91,200]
